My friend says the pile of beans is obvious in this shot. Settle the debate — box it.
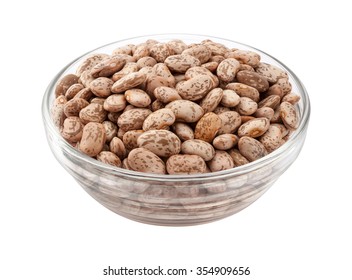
[51,38,300,175]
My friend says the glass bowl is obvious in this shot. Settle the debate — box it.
[42,34,310,226]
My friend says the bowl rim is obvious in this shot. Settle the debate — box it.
[42,33,311,182]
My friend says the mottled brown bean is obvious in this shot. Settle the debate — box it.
[236,70,269,92]
[221,89,240,107]
[110,136,126,159]
[154,86,182,103]
[79,103,107,124]
[111,72,146,93]
[164,54,201,73]
[63,98,89,117]
[122,130,144,150]
[172,122,194,141]
[103,121,117,142]
[199,88,224,113]
[208,150,234,172]
[166,154,207,174]
[137,130,181,157]
[103,94,126,113]
[142,108,175,131]
[89,77,113,98]
[117,108,152,131]
[181,139,215,161]
[79,122,106,157]
[237,117,270,138]
[128,148,166,174]
[61,116,83,142]
[125,89,151,108]
[217,58,241,82]
[213,134,238,150]
[228,149,249,167]
[165,100,204,122]
[226,82,260,102]
[280,101,299,129]
[194,112,222,143]
[65,83,84,100]
[238,136,267,162]
[236,97,258,116]
[218,111,242,134]
[97,151,122,167]
[55,74,79,97]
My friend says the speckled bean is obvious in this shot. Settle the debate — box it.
[154,86,182,103]
[237,117,270,138]
[125,89,151,108]
[109,136,126,159]
[142,108,175,131]
[79,103,107,124]
[166,154,207,174]
[55,74,79,97]
[149,43,174,62]
[276,78,292,95]
[164,54,201,73]
[280,101,299,129]
[112,62,139,82]
[165,100,204,122]
[65,83,84,100]
[254,107,275,120]
[136,57,157,69]
[63,98,89,117]
[102,121,117,142]
[73,88,93,101]
[117,108,152,131]
[218,111,242,134]
[90,54,128,78]
[221,89,240,107]
[217,58,241,82]
[227,49,261,68]
[75,53,109,76]
[258,95,281,109]
[79,122,106,157]
[111,72,146,93]
[137,130,181,157]
[181,139,215,161]
[128,148,166,174]
[260,125,282,152]
[172,122,194,141]
[194,112,222,143]
[51,95,67,128]
[61,116,83,143]
[226,82,260,102]
[238,136,267,162]
[282,93,301,105]
[236,70,269,92]
[103,94,126,112]
[122,130,144,150]
[199,88,224,113]
[208,150,234,172]
[255,62,288,84]
[97,151,122,167]
[236,97,258,116]
[176,75,213,101]
[213,134,238,150]
[182,44,211,64]
[228,149,249,167]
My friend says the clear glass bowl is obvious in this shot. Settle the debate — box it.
[42,34,310,226]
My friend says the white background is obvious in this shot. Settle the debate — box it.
[1,0,351,279]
